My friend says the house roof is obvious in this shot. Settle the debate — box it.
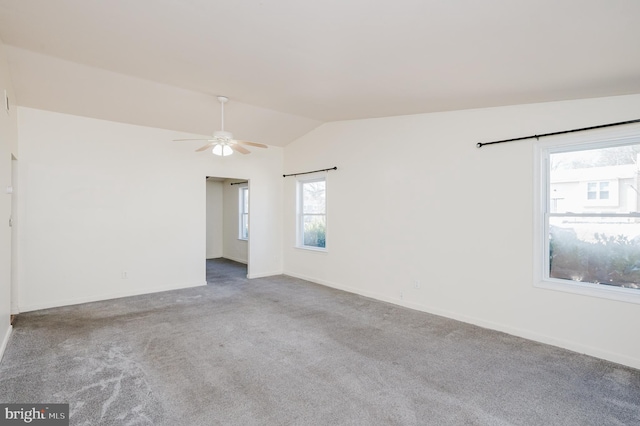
[1,0,640,146]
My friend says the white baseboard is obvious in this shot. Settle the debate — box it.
[247,270,283,279]
[219,257,281,279]
[283,271,640,371]
[19,281,207,313]
[222,256,248,265]
[0,324,12,363]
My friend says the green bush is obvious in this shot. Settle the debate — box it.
[550,227,640,288]
[304,222,326,248]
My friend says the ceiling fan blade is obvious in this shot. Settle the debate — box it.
[173,138,213,142]
[195,142,215,152]
[235,140,268,148]
[230,144,251,155]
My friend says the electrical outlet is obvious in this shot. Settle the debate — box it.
[400,291,404,300]
[414,280,421,289]
[121,271,128,279]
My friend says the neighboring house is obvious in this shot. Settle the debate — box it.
[550,164,640,215]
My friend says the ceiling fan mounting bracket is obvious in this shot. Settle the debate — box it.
[213,130,233,142]
[217,96,228,104]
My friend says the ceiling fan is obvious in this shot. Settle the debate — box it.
[174,96,268,156]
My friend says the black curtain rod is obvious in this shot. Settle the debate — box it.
[476,118,640,148]
[283,167,337,178]
[230,181,248,186]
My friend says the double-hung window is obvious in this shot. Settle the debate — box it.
[297,177,326,250]
[239,186,249,240]
[535,125,640,303]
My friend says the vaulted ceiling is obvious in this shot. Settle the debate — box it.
[1,0,639,146]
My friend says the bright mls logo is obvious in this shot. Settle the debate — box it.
[0,404,68,425]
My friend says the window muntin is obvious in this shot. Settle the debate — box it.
[239,186,249,240]
[538,136,640,302]
[297,178,326,250]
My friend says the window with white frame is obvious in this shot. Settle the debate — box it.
[239,186,249,240]
[535,127,640,303]
[297,177,326,249]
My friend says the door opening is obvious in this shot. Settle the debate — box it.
[205,176,250,282]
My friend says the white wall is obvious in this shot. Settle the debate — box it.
[17,107,283,311]
[0,39,18,360]
[283,94,640,369]
[222,180,248,264]
[205,180,223,259]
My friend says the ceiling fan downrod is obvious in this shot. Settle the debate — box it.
[217,96,228,132]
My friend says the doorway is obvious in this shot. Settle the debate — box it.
[205,176,250,281]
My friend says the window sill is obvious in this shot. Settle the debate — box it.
[238,238,248,242]
[295,245,328,253]
[535,278,640,304]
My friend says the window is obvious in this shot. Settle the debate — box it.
[587,181,609,200]
[297,177,326,250]
[239,186,249,240]
[535,126,640,303]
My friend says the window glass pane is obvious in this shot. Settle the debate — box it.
[241,214,249,239]
[550,143,640,213]
[551,144,640,170]
[303,215,326,248]
[302,181,325,214]
[238,187,249,239]
[549,216,640,290]
[242,188,249,213]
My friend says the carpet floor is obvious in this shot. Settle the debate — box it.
[0,258,639,425]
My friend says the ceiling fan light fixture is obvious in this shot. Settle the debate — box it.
[212,144,233,156]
